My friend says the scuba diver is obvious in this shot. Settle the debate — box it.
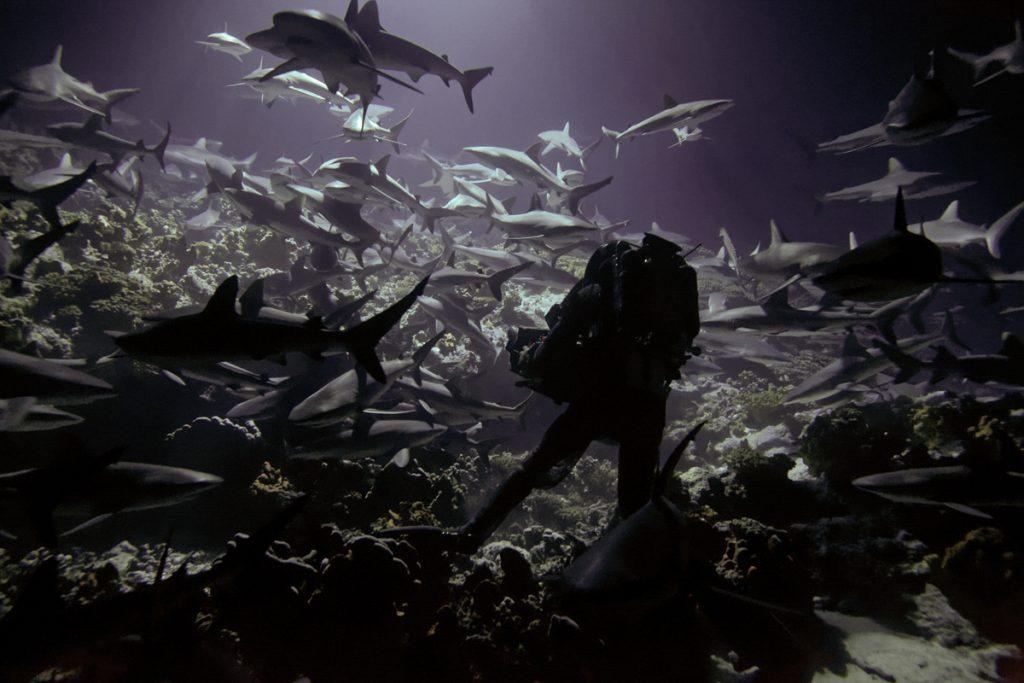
[389,233,700,551]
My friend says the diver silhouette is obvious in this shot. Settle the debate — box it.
[390,233,700,551]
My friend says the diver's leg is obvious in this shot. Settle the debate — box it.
[461,406,593,549]
[615,394,667,517]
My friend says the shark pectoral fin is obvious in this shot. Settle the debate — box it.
[61,512,116,537]
[389,448,412,468]
[261,58,308,82]
[160,369,187,386]
[944,502,992,519]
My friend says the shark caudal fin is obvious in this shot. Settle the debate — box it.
[601,126,622,158]
[32,161,97,229]
[486,261,533,301]
[652,421,705,498]
[984,199,1024,259]
[99,88,141,122]
[459,67,493,113]
[388,109,413,154]
[339,275,430,383]
[567,176,613,215]
[149,122,171,171]
[411,328,448,385]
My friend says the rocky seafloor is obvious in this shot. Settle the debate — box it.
[2,149,1023,682]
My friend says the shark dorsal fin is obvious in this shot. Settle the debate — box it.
[750,242,761,256]
[1000,332,1024,359]
[51,45,64,67]
[58,153,75,171]
[239,278,264,318]
[562,121,570,134]
[663,94,678,109]
[653,422,704,498]
[849,231,858,250]
[83,114,103,132]
[769,219,788,245]
[203,276,239,317]
[940,200,959,222]
[887,157,905,174]
[359,0,382,29]
[195,137,208,150]
[893,187,908,233]
[763,287,789,309]
[344,0,360,24]
[529,193,541,211]
[374,154,390,175]
[524,141,543,163]
[841,331,869,358]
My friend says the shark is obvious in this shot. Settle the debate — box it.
[880,331,1024,387]
[246,9,422,131]
[114,273,429,384]
[0,448,221,545]
[417,293,498,364]
[819,157,975,203]
[719,220,846,280]
[344,0,493,113]
[164,137,257,177]
[852,466,1024,519]
[0,160,96,229]
[537,122,599,169]
[221,186,356,249]
[196,24,251,61]
[949,20,1024,86]
[39,153,144,217]
[464,143,612,215]
[290,418,447,466]
[45,116,170,170]
[231,63,355,109]
[287,330,447,427]
[908,199,1024,259]
[327,107,413,153]
[0,399,82,433]
[783,324,947,405]
[8,45,139,121]
[419,150,515,195]
[391,377,533,428]
[314,154,458,231]
[557,423,703,606]
[0,348,115,405]
[427,259,533,302]
[701,287,911,337]
[601,96,733,157]
[818,59,990,153]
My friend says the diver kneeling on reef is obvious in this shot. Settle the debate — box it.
[388,233,701,551]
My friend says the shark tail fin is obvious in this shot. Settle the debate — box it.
[601,126,622,158]
[567,176,613,215]
[984,199,1024,259]
[389,109,413,155]
[411,328,448,385]
[151,122,171,171]
[339,275,430,383]
[718,226,741,275]
[99,88,141,122]
[34,161,97,229]
[486,261,533,301]
[653,421,705,498]
[458,67,493,114]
